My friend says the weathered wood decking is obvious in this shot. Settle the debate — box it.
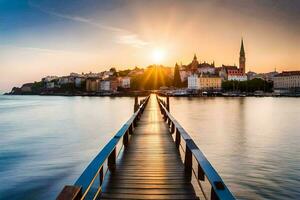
[99,96,198,200]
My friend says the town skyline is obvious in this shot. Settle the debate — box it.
[1,0,300,91]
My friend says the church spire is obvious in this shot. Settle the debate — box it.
[193,54,197,61]
[240,38,245,57]
[239,38,246,74]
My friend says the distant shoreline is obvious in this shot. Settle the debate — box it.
[3,92,300,98]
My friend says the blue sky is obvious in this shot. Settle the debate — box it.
[0,0,300,91]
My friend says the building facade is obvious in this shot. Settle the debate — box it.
[199,75,222,90]
[100,80,110,91]
[273,71,300,89]
[86,78,99,92]
[121,77,131,88]
[187,74,199,90]
[75,77,85,88]
[227,69,247,81]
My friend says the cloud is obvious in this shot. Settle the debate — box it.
[27,0,149,48]
[117,34,149,48]
[0,44,84,56]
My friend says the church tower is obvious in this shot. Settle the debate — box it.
[191,54,199,73]
[239,39,246,74]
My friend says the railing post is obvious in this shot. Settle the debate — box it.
[56,186,82,200]
[170,122,175,134]
[168,117,171,126]
[134,96,139,113]
[133,117,138,127]
[175,129,181,149]
[184,145,193,181]
[129,123,133,135]
[211,188,219,200]
[166,96,170,112]
[99,166,104,186]
[108,148,116,171]
[123,131,129,148]
[198,163,205,181]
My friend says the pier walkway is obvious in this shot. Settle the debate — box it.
[99,95,198,199]
[57,94,235,200]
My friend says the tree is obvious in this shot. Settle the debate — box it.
[109,67,117,76]
[221,79,273,92]
[173,63,182,88]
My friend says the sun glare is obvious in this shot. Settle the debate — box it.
[152,49,166,63]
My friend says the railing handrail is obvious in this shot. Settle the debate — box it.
[157,96,235,200]
[73,95,150,197]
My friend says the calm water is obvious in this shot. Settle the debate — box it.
[171,97,300,200]
[0,96,299,199]
[0,95,134,200]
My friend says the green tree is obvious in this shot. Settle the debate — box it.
[173,63,182,88]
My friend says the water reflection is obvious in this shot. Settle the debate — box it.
[0,95,134,200]
[170,97,300,200]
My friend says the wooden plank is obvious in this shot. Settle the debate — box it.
[100,193,198,200]
[98,95,198,200]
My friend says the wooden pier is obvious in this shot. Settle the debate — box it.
[57,94,235,200]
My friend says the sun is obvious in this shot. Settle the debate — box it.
[152,49,166,63]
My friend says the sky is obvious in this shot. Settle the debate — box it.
[0,0,300,91]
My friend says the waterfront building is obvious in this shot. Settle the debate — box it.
[199,75,222,91]
[86,78,99,92]
[227,69,247,81]
[187,74,199,90]
[100,79,119,92]
[121,77,131,88]
[100,80,110,91]
[110,80,119,91]
[75,77,85,88]
[220,65,247,81]
[273,71,300,92]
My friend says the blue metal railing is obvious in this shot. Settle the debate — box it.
[157,96,235,200]
[57,96,150,200]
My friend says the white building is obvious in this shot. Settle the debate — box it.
[187,74,199,90]
[121,77,130,88]
[100,80,111,91]
[227,75,247,81]
[274,71,300,89]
